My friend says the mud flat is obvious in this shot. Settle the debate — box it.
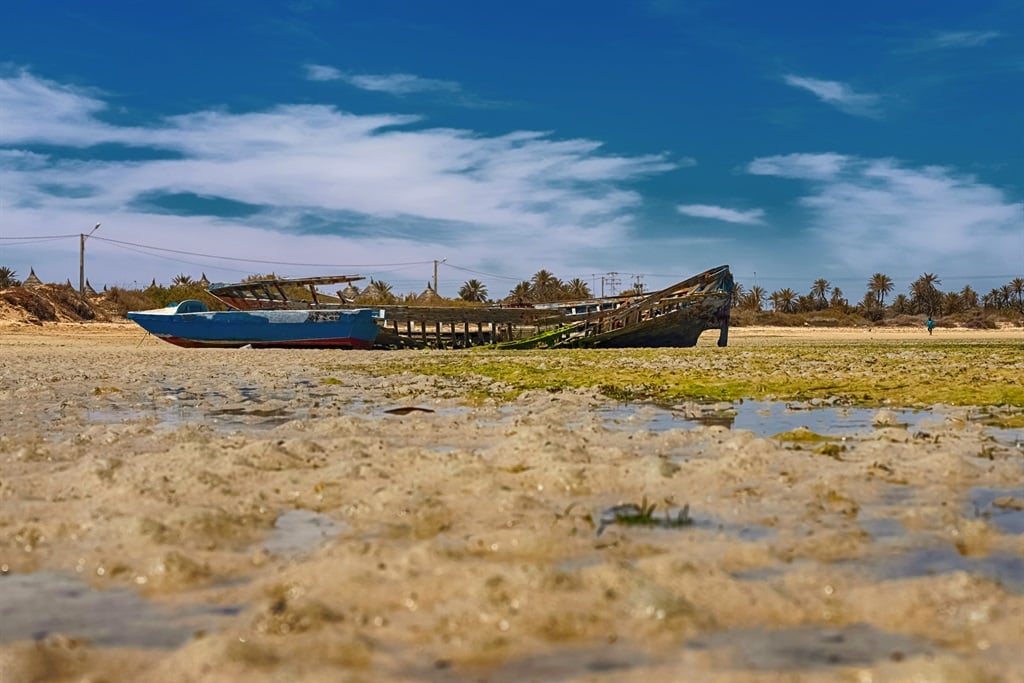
[1,323,1022,682]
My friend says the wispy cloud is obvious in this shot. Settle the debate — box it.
[304,64,342,81]
[348,73,462,96]
[0,69,123,146]
[304,64,461,95]
[782,74,882,118]
[916,30,1001,50]
[747,153,1024,278]
[748,153,848,181]
[677,204,764,225]
[0,71,678,287]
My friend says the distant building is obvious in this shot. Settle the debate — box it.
[340,284,360,302]
[24,268,42,287]
[416,283,443,304]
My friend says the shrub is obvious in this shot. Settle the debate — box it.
[143,283,225,310]
[0,287,56,321]
[104,287,158,316]
[53,284,95,320]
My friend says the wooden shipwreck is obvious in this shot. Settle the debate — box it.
[205,265,734,349]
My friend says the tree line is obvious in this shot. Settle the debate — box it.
[732,272,1024,318]
[3,266,1022,319]
[166,270,598,305]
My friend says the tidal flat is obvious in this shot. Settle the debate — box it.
[0,323,1022,682]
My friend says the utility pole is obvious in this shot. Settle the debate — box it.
[79,223,101,294]
[433,258,446,294]
[603,271,620,297]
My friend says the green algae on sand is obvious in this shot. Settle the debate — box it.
[328,339,1024,408]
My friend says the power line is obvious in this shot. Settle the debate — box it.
[0,234,79,240]
[90,235,436,269]
[100,240,256,276]
[442,262,523,282]
[0,234,79,246]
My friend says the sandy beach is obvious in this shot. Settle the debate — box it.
[1,322,1022,682]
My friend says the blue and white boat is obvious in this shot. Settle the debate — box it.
[127,299,380,349]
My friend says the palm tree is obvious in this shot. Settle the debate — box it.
[742,285,767,312]
[731,282,746,308]
[867,273,894,307]
[890,293,910,315]
[172,273,194,287]
[770,288,797,313]
[942,291,963,315]
[530,269,562,302]
[508,281,533,303]
[563,278,592,299]
[458,279,488,302]
[829,286,847,311]
[810,278,831,309]
[0,266,20,289]
[910,273,942,315]
[1011,277,1024,311]
[795,294,816,313]
[1000,284,1015,310]
[959,285,979,310]
[982,289,1004,310]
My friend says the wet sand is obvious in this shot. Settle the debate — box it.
[1,323,1022,682]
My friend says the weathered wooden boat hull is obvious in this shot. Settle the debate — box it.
[127,302,379,349]
[366,265,733,349]
[491,265,732,349]
[559,299,731,348]
[557,264,732,348]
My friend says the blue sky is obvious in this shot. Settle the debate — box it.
[2,0,1022,300]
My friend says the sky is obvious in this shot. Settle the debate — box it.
[1,0,1022,300]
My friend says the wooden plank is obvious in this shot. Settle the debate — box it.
[353,305,567,325]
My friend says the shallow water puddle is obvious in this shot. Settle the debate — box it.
[967,487,1024,534]
[0,571,240,648]
[849,546,1024,593]
[86,403,299,431]
[86,382,333,431]
[743,513,1024,593]
[599,401,929,437]
[859,516,906,540]
[86,386,470,432]
[685,623,936,670]
[596,401,1023,446]
[261,509,347,558]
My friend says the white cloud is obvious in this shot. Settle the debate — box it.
[304,64,342,81]
[0,71,679,291]
[0,70,128,146]
[783,74,881,118]
[747,153,1024,279]
[747,153,847,181]
[677,204,764,225]
[304,65,462,96]
[347,73,461,95]
[919,30,1001,50]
